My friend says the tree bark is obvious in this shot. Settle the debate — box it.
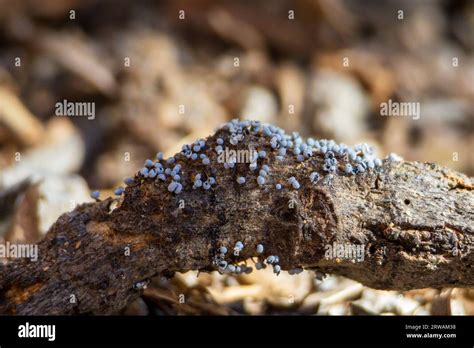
[0,129,472,315]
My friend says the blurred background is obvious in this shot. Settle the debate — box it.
[0,0,473,315]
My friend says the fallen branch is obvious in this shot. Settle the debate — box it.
[0,121,472,315]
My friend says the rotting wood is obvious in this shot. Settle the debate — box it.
[0,125,472,315]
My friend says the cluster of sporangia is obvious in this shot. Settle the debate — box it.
[211,241,303,276]
[91,119,402,276]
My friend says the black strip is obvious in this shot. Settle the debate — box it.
[0,315,472,346]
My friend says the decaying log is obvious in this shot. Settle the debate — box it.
[0,124,472,315]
